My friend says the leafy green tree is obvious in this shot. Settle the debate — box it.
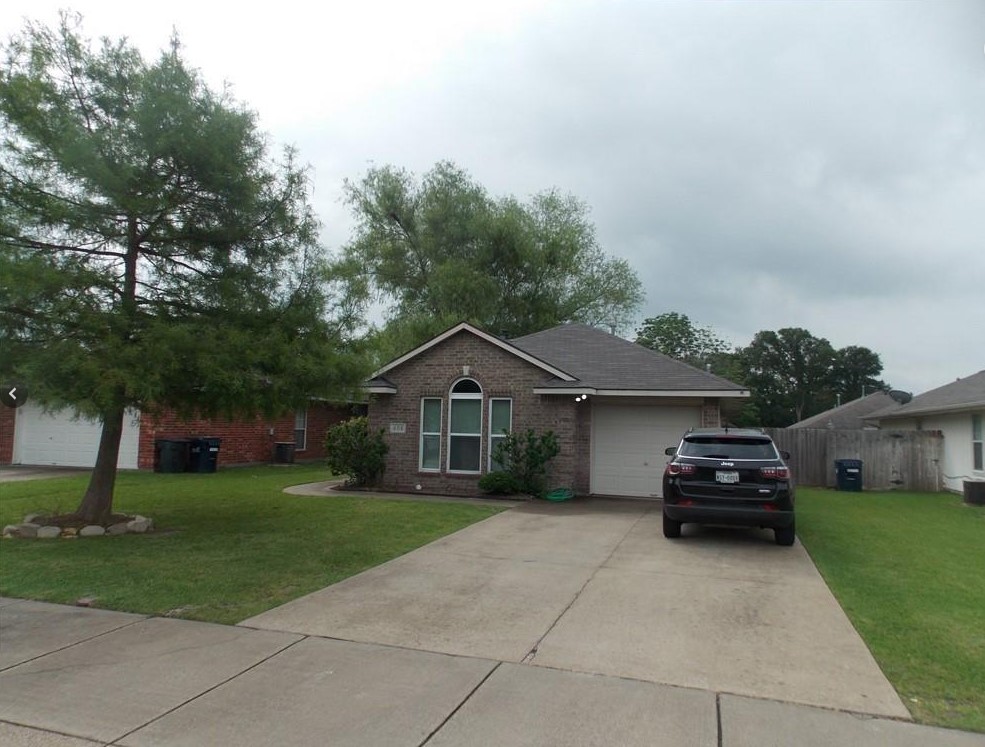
[742,328,837,425]
[634,312,730,367]
[0,15,363,523]
[338,161,643,361]
[831,345,887,402]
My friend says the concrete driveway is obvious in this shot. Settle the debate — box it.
[0,466,90,482]
[242,498,906,717]
[4,498,984,746]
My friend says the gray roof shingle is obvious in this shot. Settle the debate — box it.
[790,391,898,429]
[510,323,745,392]
[868,370,985,420]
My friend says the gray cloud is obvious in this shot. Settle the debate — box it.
[5,1,981,394]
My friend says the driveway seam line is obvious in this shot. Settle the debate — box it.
[0,613,149,673]
[0,718,105,745]
[717,693,723,747]
[418,661,502,747]
[520,508,653,663]
[104,634,308,745]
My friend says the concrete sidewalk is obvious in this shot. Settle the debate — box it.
[2,598,982,746]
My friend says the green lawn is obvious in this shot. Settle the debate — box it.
[0,465,503,624]
[797,488,985,733]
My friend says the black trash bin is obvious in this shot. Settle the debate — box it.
[273,442,296,464]
[154,438,190,473]
[834,459,863,491]
[187,437,221,473]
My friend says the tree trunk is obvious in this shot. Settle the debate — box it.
[75,403,126,524]
[74,215,140,524]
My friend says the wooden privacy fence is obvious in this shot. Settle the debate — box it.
[764,428,944,492]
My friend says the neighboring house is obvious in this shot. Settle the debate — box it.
[789,391,901,430]
[865,370,985,493]
[364,321,749,498]
[0,401,362,470]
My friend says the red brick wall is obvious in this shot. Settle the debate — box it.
[702,402,722,428]
[368,331,586,496]
[137,402,363,469]
[0,407,14,465]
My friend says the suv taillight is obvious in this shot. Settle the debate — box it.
[760,466,790,480]
[665,462,696,477]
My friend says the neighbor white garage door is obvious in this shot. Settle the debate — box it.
[13,403,140,469]
[591,404,701,497]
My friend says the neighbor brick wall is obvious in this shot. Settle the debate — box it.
[0,407,14,465]
[702,401,722,428]
[137,402,363,469]
[368,331,587,496]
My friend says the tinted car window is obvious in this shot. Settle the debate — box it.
[679,437,778,460]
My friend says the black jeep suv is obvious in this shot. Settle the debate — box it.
[662,428,796,546]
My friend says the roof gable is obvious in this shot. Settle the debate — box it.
[869,370,985,420]
[370,322,577,382]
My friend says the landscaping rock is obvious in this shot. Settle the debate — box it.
[107,522,130,535]
[2,525,18,537]
[62,527,78,537]
[79,525,106,537]
[18,523,41,538]
[23,513,47,524]
[127,517,152,533]
[36,526,61,539]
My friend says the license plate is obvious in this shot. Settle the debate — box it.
[716,471,740,484]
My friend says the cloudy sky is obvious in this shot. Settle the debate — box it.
[3,1,983,395]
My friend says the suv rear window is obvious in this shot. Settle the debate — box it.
[679,436,778,460]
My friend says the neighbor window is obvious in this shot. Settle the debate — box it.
[973,414,983,472]
[448,379,482,472]
[420,398,442,471]
[489,398,512,472]
[294,409,307,451]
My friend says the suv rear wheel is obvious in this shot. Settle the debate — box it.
[663,512,682,539]
[774,520,796,546]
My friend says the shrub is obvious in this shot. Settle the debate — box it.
[324,417,388,487]
[491,429,560,498]
[478,471,521,495]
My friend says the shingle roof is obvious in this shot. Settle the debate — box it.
[790,391,898,429]
[868,370,985,420]
[510,323,746,393]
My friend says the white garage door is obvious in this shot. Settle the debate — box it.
[592,404,701,497]
[13,403,140,469]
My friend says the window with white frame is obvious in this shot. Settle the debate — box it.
[488,398,512,472]
[973,414,983,472]
[294,409,307,451]
[448,379,482,472]
[420,398,442,471]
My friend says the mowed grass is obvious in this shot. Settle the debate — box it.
[0,465,503,624]
[797,488,985,733]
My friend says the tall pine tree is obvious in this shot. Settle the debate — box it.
[1,15,363,522]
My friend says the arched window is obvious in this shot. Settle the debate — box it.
[448,378,482,472]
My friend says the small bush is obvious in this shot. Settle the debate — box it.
[491,429,560,498]
[478,471,521,495]
[324,417,388,486]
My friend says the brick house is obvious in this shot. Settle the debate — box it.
[0,400,363,470]
[365,322,749,497]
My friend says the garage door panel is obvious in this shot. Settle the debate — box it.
[14,404,140,469]
[592,405,700,497]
